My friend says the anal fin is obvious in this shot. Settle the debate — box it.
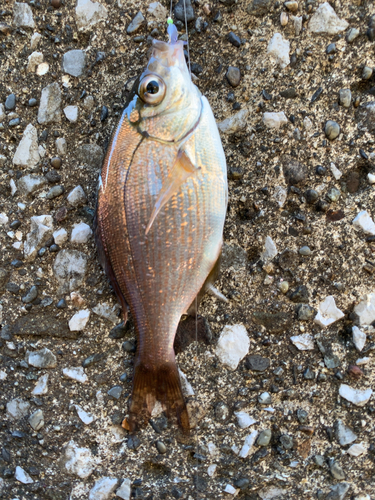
[145,150,200,235]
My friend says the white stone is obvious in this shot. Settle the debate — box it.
[261,236,277,262]
[30,32,42,50]
[76,0,108,32]
[63,366,88,383]
[71,222,92,244]
[27,51,43,73]
[368,173,375,185]
[179,369,194,397]
[10,178,17,196]
[263,111,288,129]
[88,477,118,500]
[38,82,61,124]
[6,398,30,420]
[67,185,87,206]
[239,430,258,458]
[258,487,287,500]
[308,2,348,35]
[207,464,217,477]
[356,357,370,365]
[303,116,313,131]
[0,370,7,381]
[267,33,290,69]
[314,296,344,328]
[217,108,249,134]
[294,16,302,35]
[116,479,132,500]
[18,174,47,196]
[273,185,287,208]
[26,347,57,368]
[15,466,33,484]
[147,2,167,21]
[24,215,53,261]
[53,228,68,246]
[354,495,371,500]
[53,249,88,293]
[354,294,375,326]
[64,105,78,123]
[352,326,366,352]
[215,324,250,370]
[330,162,342,180]
[75,405,95,425]
[0,213,8,225]
[224,484,238,496]
[290,334,314,350]
[347,443,367,457]
[29,409,44,430]
[56,137,67,156]
[335,420,357,446]
[64,440,94,478]
[0,103,4,122]
[92,302,119,324]
[339,384,372,407]
[62,49,86,77]
[13,2,35,28]
[36,62,49,76]
[32,374,49,395]
[234,411,256,429]
[13,124,40,168]
[69,309,90,331]
[352,211,375,236]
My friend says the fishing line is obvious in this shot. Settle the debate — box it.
[183,0,192,75]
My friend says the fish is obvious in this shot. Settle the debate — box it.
[95,23,227,433]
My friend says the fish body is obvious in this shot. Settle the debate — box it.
[95,25,227,431]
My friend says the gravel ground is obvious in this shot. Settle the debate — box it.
[1,0,375,499]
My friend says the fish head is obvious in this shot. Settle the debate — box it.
[128,25,202,143]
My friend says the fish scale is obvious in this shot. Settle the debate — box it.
[95,24,227,432]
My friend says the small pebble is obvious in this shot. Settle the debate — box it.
[326,43,336,54]
[226,67,241,87]
[325,120,340,140]
[362,66,373,80]
[228,31,241,47]
[299,246,311,256]
[50,157,62,169]
[156,441,167,454]
[256,429,272,446]
[305,189,319,204]
[278,281,289,294]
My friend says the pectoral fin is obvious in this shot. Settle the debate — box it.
[145,149,200,235]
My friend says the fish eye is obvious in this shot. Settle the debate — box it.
[138,75,166,105]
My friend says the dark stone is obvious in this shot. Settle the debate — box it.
[122,340,136,353]
[234,478,250,489]
[303,367,315,380]
[226,66,241,87]
[174,315,212,354]
[297,408,308,424]
[310,87,323,103]
[262,89,272,100]
[228,166,243,180]
[251,311,292,333]
[11,259,23,268]
[280,88,297,99]
[346,171,360,193]
[6,282,20,294]
[0,268,9,294]
[280,434,293,449]
[289,285,309,303]
[245,355,270,372]
[1,447,11,463]
[150,415,168,434]
[82,352,105,368]
[305,189,319,204]
[251,447,269,464]
[326,43,336,54]
[9,311,73,338]
[228,31,241,47]
[297,304,315,321]
[174,0,195,22]
[278,249,299,271]
[22,285,38,304]
[190,63,203,75]
[127,435,141,450]
[282,156,307,185]
[107,385,123,399]
[100,105,108,122]
[247,0,273,16]
[45,170,61,183]
[109,321,129,339]
[111,409,124,425]
[56,298,67,308]
[316,199,329,212]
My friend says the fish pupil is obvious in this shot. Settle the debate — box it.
[146,81,159,94]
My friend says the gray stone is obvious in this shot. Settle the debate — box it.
[356,102,375,134]
[62,50,86,77]
[257,429,271,446]
[156,441,167,454]
[247,0,273,16]
[334,420,357,446]
[13,124,40,168]
[56,137,67,156]
[289,285,309,303]
[107,385,123,399]
[5,93,16,110]
[258,392,271,405]
[46,185,64,200]
[280,434,293,450]
[26,348,57,368]
[28,409,44,430]
[88,477,118,500]
[76,0,108,32]
[297,408,308,424]
[6,398,30,420]
[314,455,325,467]
[24,215,53,261]
[174,0,195,22]
[53,249,88,293]
[17,174,46,196]
[221,243,247,270]
[346,28,359,43]
[362,67,373,80]
[13,2,35,28]
[226,66,241,87]
[299,246,312,256]
[67,185,87,207]
[245,355,270,372]
[22,285,38,303]
[127,11,145,34]
[326,483,350,500]
[217,108,249,134]
[325,120,340,140]
[330,461,345,480]
[283,157,307,185]
[339,89,351,108]
[297,304,315,321]
[38,82,61,124]
[116,479,132,500]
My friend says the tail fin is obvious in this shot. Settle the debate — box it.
[128,360,190,434]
